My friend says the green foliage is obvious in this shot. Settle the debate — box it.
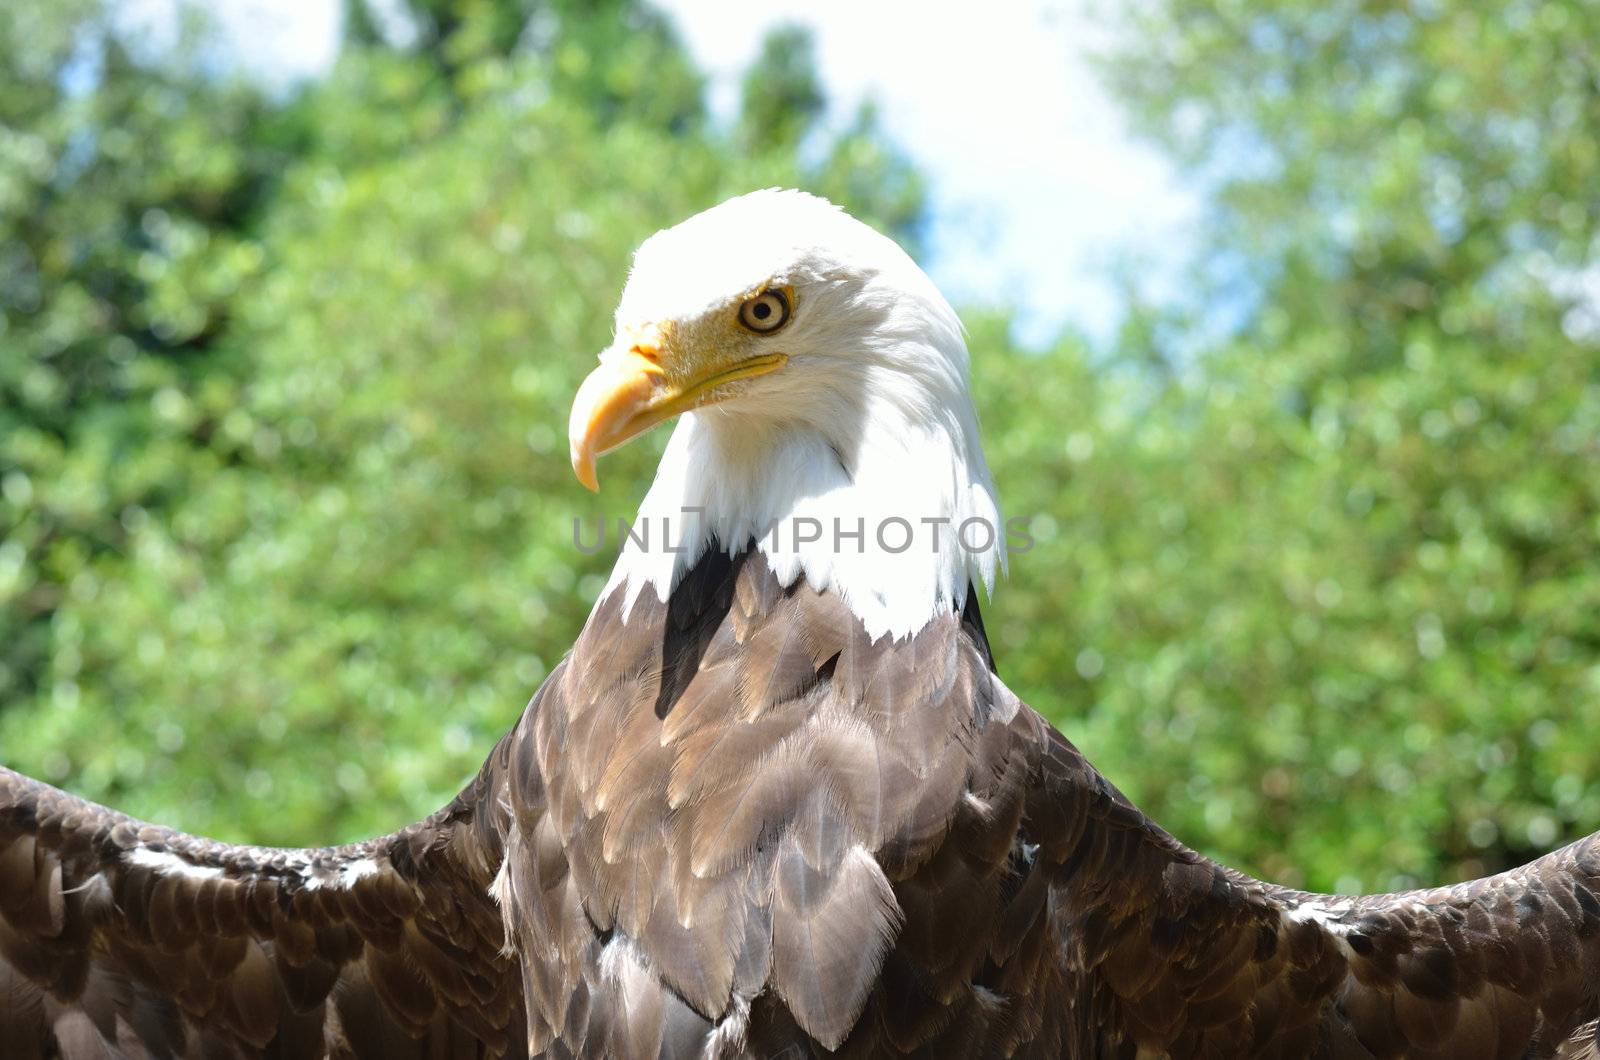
[0,6,929,846]
[3,0,1594,897]
[0,2,293,707]
[1036,0,1600,888]
[981,321,1599,891]
[737,25,824,152]
[344,0,705,131]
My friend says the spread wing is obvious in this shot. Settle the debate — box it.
[481,545,1600,1058]
[1012,707,1600,1058]
[14,532,1599,1060]
[0,746,524,1058]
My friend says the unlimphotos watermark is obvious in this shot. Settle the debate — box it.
[572,509,1036,556]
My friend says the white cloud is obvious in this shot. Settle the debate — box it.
[115,0,340,86]
[655,0,1199,346]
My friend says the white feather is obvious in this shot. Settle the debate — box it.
[704,993,751,1059]
[335,856,380,887]
[125,847,224,880]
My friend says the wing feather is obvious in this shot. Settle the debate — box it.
[13,539,1600,1059]
[0,761,522,1058]
[1014,708,1600,1057]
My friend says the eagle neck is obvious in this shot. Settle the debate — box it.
[600,395,1005,642]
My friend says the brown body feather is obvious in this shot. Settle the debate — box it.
[4,548,1600,1057]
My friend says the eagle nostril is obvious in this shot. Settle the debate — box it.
[627,329,665,364]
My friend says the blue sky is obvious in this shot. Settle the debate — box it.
[131,0,1200,348]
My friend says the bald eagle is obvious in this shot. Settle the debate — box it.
[3,190,1599,1059]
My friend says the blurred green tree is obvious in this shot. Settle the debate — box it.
[737,24,824,152]
[0,2,297,711]
[1003,0,1600,888]
[6,0,1594,902]
[340,0,704,131]
[0,10,934,845]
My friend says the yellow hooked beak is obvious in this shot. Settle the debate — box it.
[567,330,787,491]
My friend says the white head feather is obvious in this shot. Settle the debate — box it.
[602,189,1005,641]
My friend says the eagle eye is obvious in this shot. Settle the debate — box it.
[738,290,790,334]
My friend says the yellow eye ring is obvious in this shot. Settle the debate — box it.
[738,289,791,334]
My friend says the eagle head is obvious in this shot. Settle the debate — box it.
[569,189,1004,641]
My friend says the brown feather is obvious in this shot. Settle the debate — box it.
[7,544,1600,1059]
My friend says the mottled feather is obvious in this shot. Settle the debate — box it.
[5,549,1600,1057]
